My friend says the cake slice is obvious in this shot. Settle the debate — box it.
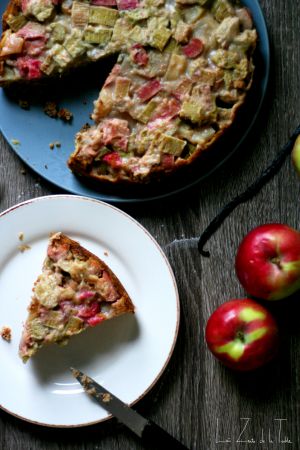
[19,232,134,362]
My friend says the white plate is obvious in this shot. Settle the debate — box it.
[0,195,179,427]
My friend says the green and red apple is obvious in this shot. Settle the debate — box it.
[292,135,300,175]
[205,299,278,371]
[235,224,300,300]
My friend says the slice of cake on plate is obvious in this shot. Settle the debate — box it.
[19,232,134,362]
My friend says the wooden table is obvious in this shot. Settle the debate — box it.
[0,0,299,448]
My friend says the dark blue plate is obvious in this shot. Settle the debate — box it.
[0,0,269,204]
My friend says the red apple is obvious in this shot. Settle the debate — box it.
[235,224,300,300]
[205,299,278,371]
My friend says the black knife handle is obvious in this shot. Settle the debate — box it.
[141,420,189,450]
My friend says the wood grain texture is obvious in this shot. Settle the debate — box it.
[1,0,300,448]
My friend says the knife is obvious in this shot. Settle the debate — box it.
[71,368,189,450]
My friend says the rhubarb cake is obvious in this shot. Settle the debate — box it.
[0,0,257,183]
[19,232,134,361]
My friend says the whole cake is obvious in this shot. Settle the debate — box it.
[0,0,257,184]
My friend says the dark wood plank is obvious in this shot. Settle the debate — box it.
[1,0,300,448]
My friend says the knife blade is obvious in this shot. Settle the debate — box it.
[71,367,189,450]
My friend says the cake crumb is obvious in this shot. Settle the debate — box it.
[44,101,58,118]
[71,367,80,378]
[58,108,73,122]
[44,101,73,122]
[45,164,48,169]
[55,141,61,148]
[18,232,24,241]
[101,393,111,403]
[87,387,97,396]
[11,139,20,146]
[1,326,11,342]
[18,244,31,253]
[81,374,89,385]
[18,99,30,110]
[49,142,55,150]
[104,251,109,256]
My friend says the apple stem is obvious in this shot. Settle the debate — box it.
[270,256,282,269]
[236,330,245,343]
[198,124,300,257]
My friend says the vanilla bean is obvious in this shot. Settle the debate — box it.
[198,124,300,257]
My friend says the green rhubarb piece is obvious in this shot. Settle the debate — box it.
[224,70,233,89]
[144,0,164,6]
[50,22,66,43]
[89,6,119,27]
[27,1,54,22]
[64,316,84,335]
[170,10,181,29]
[185,142,197,157]
[146,16,169,43]
[127,133,138,154]
[127,8,151,21]
[180,100,203,123]
[178,121,194,140]
[174,79,193,97]
[64,30,86,58]
[72,1,90,28]
[150,27,172,51]
[52,44,72,68]
[232,59,249,80]
[187,57,206,78]
[211,0,234,22]
[95,163,109,175]
[165,53,187,81]
[94,147,110,161]
[6,14,27,32]
[111,18,134,43]
[29,319,48,340]
[174,20,192,44]
[217,107,232,127]
[232,30,257,52]
[199,68,218,86]
[40,55,56,75]
[181,84,217,123]
[164,38,179,53]
[137,99,159,123]
[129,25,148,45]
[211,49,239,69]
[182,5,205,24]
[160,134,186,156]
[44,311,65,329]
[190,126,215,144]
[34,273,61,308]
[84,28,112,45]
[115,77,131,99]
